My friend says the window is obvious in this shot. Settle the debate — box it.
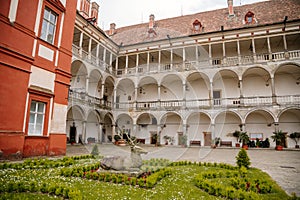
[244,11,255,24]
[213,90,221,105]
[41,7,57,44]
[192,19,202,33]
[28,101,46,136]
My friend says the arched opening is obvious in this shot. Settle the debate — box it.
[186,112,211,146]
[136,113,157,144]
[116,79,135,109]
[186,72,210,107]
[245,110,275,147]
[213,70,239,106]
[86,111,100,143]
[275,64,300,104]
[278,109,300,148]
[160,112,183,145]
[215,111,242,146]
[66,106,84,144]
[102,113,113,143]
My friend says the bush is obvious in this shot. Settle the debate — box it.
[91,144,99,156]
[236,148,251,169]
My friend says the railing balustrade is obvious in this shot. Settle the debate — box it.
[72,43,300,77]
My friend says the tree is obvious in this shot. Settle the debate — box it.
[289,132,300,147]
[91,144,99,156]
[236,148,251,169]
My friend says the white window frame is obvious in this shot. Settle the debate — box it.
[40,7,57,44]
[28,101,46,136]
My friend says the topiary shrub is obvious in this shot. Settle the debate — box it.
[236,148,251,169]
[91,144,99,156]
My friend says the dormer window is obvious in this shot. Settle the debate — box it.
[244,11,256,24]
[192,19,202,33]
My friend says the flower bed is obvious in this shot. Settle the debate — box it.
[0,155,293,199]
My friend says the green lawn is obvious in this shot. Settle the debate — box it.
[0,156,295,200]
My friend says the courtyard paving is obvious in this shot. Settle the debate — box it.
[66,144,300,196]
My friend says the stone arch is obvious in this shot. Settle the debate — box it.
[88,69,102,98]
[214,111,243,144]
[116,78,135,108]
[85,110,101,143]
[213,69,240,101]
[116,113,134,138]
[137,76,159,102]
[136,112,158,144]
[160,74,184,101]
[102,112,114,143]
[278,108,300,147]
[186,112,211,145]
[245,109,276,147]
[66,105,85,144]
[70,60,88,92]
[274,63,300,97]
[159,112,183,145]
[242,66,272,98]
[186,72,210,100]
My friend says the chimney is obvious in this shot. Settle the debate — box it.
[149,14,155,29]
[79,0,91,19]
[109,23,116,35]
[91,2,99,26]
[227,0,234,16]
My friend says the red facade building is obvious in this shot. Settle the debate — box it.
[0,0,77,158]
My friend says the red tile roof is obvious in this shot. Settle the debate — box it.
[107,0,300,46]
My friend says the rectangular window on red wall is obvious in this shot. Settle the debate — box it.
[26,86,53,136]
[40,7,57,44]
[28,101,46,136]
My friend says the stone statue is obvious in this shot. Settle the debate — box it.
[100,133,147,171]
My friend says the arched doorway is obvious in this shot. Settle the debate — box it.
[136,113,157,144]
[66,106,84,144]
[186,112,211,146]
[160,112,183,145]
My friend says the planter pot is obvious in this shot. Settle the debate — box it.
[295,145,299,148]
[275,145,283,151]
[211,144,216,149]
[117,139,126,146]
[242,145,248,150]
[235,143,240,148]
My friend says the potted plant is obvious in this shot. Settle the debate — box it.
[289,132,300,148]
[114,134,121,145]
[239,132,250,150]
[211,137,220,148]
[233,130,241,147]
[163,135,170,145]
[271,130,285,150]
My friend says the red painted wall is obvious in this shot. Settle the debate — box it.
[48,134,67,156]
[0,133,24,159]
[0,64,30,131]
[23,136,49,157]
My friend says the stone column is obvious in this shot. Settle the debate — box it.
[125,55,128,74]
[82,121,87,144]
[251,38,256,62]
[237,40,241,64]
[98,123,103,143]
[158,50,161,72]
[271,76,277,104]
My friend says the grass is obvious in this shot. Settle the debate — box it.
[0,157,295,200]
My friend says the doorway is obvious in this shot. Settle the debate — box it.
[203,132,212,146]
[150,131,157,145]
[70,122,77,143]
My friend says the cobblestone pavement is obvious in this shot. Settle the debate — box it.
[67,144,300,196]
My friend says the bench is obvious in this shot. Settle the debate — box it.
[190,140,201,146]
[220,141,232,147]
[136,138,145,144]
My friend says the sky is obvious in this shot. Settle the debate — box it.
[97,0,267,30]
